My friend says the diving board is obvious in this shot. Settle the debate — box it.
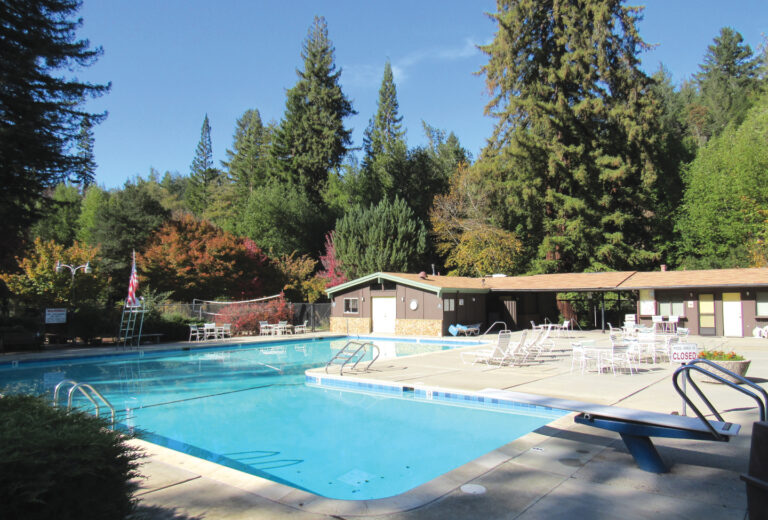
[478,389,740,473]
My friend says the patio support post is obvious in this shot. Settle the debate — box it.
[601,293,606,332]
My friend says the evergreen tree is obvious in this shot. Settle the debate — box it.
[240,180,332,257]
[218,109,271,231]
[333,197,427,279]
[694,27,764,142]
[675,92,768,268]
[222,109,268,196]
[92,182,169,300]
[28,183,82,246]
[76,185,108,245]
[75,116,96,188]
[271,16,355,204]
[479,0,663,273]
[0,0,109,268]
[359,60,407,205]
[185,114,220,216]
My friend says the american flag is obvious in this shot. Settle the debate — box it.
[126,252,139,307]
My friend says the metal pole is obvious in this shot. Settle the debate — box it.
[601,293,605,332]
[681,363,687,416]
[310,302,315,332]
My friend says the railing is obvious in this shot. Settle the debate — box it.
[325,340,380,376]
[53,379,116,427]
[482,321,508,335]
[672,359,768,440]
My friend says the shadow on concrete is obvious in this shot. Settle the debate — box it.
[535,424,749,473]
[130,504,204,520]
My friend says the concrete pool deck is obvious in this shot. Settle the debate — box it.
[5,331,764,519]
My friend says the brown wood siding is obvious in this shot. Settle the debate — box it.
[330,286,371,318]
[394,285,442,320]
[440,292,486,335]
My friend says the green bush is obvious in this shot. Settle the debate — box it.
[0,394,142,520]
[142,311,194,341]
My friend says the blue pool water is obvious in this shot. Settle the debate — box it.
[0,337,565,500]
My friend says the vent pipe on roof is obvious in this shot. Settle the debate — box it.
[419,271,427,279]
[431,264,436,276]
[661,264,667,272]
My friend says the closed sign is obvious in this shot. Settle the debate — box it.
[670,343,699,364]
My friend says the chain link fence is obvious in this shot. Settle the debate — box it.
[154,301,331,332]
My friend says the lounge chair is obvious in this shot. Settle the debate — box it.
[461,330,512,364]
[461,330,528,366]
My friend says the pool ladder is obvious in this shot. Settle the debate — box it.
[325,340,380,376]
[53,379,116,427]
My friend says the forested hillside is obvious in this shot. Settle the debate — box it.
[2,1,767,315]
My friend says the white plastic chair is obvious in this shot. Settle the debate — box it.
[652,315,664,333]
[203,322,217,340]
[220,323,232,339]
[668,315,679,333]
[293,320,308,334]
[259,321,272,336]
[188,324,202,342]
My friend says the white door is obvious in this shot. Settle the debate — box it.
[372,297,396,333]
[722,292,743,337]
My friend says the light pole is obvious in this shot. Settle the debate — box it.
[55,260,92,306]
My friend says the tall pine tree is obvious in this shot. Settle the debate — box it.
[0,0,109,268]
[271,16,355,204]
[694,27,763,142]
[185,114,220,216]
[359,60,408,206]
[223,109,268,195]
[479,0,663,273]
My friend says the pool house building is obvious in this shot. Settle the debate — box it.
[326,268,768,338]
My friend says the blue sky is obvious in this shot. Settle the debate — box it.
[76,1,768,189]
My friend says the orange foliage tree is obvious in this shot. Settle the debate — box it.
[138,215,273,301]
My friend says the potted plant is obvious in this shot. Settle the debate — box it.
[698,350,751,384]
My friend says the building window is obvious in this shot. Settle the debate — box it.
[757,291,768,316]
[343,298,359,314]
[444,298,455,311]
[658,294,684,318]
[638,289,655,316]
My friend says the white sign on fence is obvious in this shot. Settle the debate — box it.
[670,343,699,364]
[45,308,67,324]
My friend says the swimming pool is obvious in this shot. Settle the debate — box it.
[0,337,566,500]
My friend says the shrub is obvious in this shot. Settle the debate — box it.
[141,311,194,342]
[698,350,746,361]
[219,294,293,334]
[0,394,142,520]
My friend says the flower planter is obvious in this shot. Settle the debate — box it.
[701,359,751,384]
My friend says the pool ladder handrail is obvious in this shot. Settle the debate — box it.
[325,340,380,376]
[53,379,116,427]
[482,321,508,335]
[672,359,768,440]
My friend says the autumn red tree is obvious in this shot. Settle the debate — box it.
[317,231,347,287]
[138,215,272,301]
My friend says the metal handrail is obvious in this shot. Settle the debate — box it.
[346,342,379,375]
[672,359,767,440]
[483,321,508,335]
[325,340,379,375]
[53,379,116,426]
